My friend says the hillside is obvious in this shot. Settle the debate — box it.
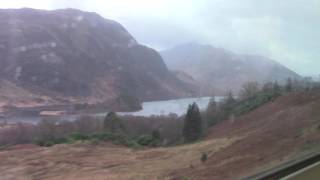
[1,91,320,179]
[0,8,195,112]
[161,43,300,95]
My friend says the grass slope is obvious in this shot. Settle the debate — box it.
[0,91,320,180]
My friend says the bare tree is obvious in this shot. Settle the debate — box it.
[240,81,259,99]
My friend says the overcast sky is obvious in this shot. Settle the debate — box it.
[1,0,319,76]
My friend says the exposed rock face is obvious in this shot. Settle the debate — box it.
[161,43,300,95]
[0,8,194,111]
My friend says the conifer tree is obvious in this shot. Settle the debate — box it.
[183,103,202,142]
[286,78,293,92]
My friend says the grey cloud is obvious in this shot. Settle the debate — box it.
[0,0,319,75]
[117,17,208,50]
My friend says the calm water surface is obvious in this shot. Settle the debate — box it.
[118,96,223,116]
[3,96,224,123]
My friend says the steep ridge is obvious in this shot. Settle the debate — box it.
[0,8,195,111]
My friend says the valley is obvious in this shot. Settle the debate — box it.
[0,6,319,180]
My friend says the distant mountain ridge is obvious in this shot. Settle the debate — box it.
[161,43,300,95]
[0,8,195,112]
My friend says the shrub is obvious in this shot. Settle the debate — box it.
[1,112,182,147]
[136,135,154,146]
[75,116,101,134]
[52,137,69,144]
[206,92,237,126]
[90,132,113,141]
[201,153,208,163]
[103,112,125,133]
[121,115,183,145]
[152,129,161,141]
[232,92,278,116]
[36,118,58,141]
[69,132,90,141]
[35,139,55,147]
[240,81,260,100]
[205,82,283,127]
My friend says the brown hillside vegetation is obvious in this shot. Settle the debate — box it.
[1,91,320,180]
[172,91,320,179]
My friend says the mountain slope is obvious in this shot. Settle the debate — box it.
[0,8,194,111]
[173,91,320,179]
[161,43,300,95]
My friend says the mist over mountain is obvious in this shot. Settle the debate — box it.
[161,43,300,95]
[0,8,195,111]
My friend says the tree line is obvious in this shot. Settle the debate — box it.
[182,77,320,142]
